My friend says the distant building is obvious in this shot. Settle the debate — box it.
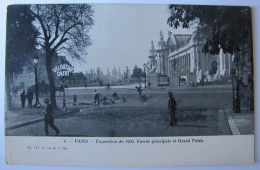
[146,31,251,87]
[112,66,118,80]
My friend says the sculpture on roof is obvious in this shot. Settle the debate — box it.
[167,31,175,48]
[168,31,172,37]
[151,40,154,50]
[160,31,164,41]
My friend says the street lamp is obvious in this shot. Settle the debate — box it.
[235,55,241,113]
[143,63,147,88]
[33,55,41,107]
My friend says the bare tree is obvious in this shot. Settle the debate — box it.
[29,4,94,108]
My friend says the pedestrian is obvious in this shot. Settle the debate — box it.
[26,90,33,108]
[43,98,59,136]
[168,91,177,126]
[135,86,142,97]
[63,98,67,111]
[106,83,110,90]
[20,91,26,108]
[112,92,119,100]
[148,82,151,89]
[122,96,126,102]
[73,94,77,106]
[93,90,100,106]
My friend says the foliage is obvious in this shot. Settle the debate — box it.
[65,72,86,82]
[131,65,144,79]
[30,4,94,59]
[28,80,49,94]
[167,5,252,55]
[6,5,38,74]
[5,5,39,110]
[86,69,97,84]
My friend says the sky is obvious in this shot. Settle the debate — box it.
[72,4,195,74]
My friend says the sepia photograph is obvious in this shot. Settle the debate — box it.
[2,0,258,168]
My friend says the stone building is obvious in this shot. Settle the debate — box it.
[146,31,239,87]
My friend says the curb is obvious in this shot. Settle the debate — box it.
[223,109,241,135]
[217,110,233,135]
[6,108,80,130]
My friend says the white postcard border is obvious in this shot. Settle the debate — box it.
[5,135,254,167]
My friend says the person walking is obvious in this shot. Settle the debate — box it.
[20,91,26,108]
[43,98,59,136]
[148,82,151,89]
[136,86,142,97]
[26,90,33,108]
[73,94,77,106]
[168,91,177,126]
[93,90,100,106]
[106,83,110,91]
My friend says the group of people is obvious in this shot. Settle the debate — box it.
[92,88,129,106]
[40,89,177,137]
[20,90,34,108]
[20,86,177,136]
[20,90,59,136]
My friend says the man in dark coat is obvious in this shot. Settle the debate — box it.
[135,86,142,97]
[73,94,77,106]
[168,91,177,126]
[93,90,101,106]
[43,98,59,136]
[106,83,110,90]
[148,82,151,89]
[26,90,33,108]
[20,91,26,108]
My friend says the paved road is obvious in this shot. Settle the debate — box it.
[6,85,234,136]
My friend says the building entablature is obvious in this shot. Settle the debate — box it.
[168,41,204,60]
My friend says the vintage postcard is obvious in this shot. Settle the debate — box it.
[4,2,255,167]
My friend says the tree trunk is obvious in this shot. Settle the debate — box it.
[46,54,57,108]
[247,29,254,111]
[5,71,12,110]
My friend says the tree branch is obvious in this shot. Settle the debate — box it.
[50,22,82,55]
[46,23,51,40]
[29,6,50,45]
[35,42,45,49]
[36,36,45,40]
[49,7,60,47]
[59,22,83,43]
[50,38,68,54]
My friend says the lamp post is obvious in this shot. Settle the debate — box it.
[231,69,236,111]
[143,63,147,88]
[235,54,241,113]
[33,55,41,107]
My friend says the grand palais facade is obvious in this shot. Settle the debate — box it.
[146,31,251,87]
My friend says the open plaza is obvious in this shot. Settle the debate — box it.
[5,83,254,137]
